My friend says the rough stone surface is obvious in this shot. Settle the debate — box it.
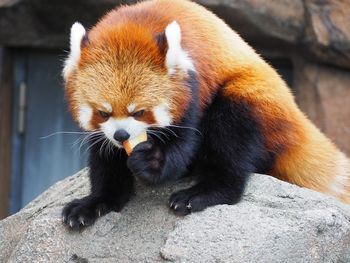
[201,0,305,44]
[303,0,350,69]
[1,169,350,263]
[202,0,350,69]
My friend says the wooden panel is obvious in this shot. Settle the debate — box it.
[0,47,13,219]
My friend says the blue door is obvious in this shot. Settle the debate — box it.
[10,49,87,213]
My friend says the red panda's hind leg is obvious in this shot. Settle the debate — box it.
[169,92,265,215]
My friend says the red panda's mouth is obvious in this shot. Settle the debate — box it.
[99,117,149,147]
[110,140,123,148]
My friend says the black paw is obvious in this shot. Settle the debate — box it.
[169,185,234,216]
[126,140,164,184]
[62,197,114,231]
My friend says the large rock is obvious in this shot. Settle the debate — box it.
[1,169,350,262]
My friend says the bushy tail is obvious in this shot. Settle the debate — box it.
[329,153,350,204]
[271,117,350,204]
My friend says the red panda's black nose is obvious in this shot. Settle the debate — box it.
[114,129,130,143]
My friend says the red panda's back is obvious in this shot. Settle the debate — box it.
[89,0,263,108]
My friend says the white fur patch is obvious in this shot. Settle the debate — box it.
[78,104,93,130]
[127,103,137,114]
[100,117,149,147]
[63,22,86,80]
[330,152,349,197]
[165,21,195,75]
[153,103,172,126]
[102,102,112,113]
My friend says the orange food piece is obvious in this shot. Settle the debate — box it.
[123,131,147,156]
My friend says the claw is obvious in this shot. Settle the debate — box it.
[62,216,66,223]
[186,203,192,210]
[170,201,174,208]
[174,204,178,210]
[69,220,73,228]
[78,217,85,226]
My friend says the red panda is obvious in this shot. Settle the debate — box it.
[62,0,350,230]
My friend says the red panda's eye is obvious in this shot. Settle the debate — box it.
[98,110,111,119]
[132,110,145,118]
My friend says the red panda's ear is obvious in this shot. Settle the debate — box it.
[164,21,195,75]
[155,32,168,55]
[62,22,87,81]
[81,33,90,49]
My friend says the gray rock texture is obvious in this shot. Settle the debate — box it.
[1,169,350,263]
[201,0,350,70]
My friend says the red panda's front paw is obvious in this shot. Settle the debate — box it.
[62,198,112,231]
[126,141,164,184]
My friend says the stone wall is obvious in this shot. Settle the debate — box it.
[0,0,349,154]
[201,0,350,69]
[294,60,350,155]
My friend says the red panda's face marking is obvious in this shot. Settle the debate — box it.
[153,104,172,126]
[100,117,149,147]
[101,102,113,114]
[75,100,172,147]
[74,87,174,147]
[77,104,93,130]
[64,21,194,147]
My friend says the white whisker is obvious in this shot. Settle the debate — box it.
[149,124,201,137]
[79,130,104,151]
[147,131,166,144]
[40,131,91,139]
[149,125,179,138]
[108,140,115,157]
[148,129,171,139]
[99,138,110,157]
[167,124,202,135]
[84,135,105,154]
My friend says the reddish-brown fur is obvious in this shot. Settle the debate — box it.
[65,0,350,203]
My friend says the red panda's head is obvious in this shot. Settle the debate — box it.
[63,21,195,147]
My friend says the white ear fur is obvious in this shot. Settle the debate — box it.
[165,21,195,75]
[63,22,86,80]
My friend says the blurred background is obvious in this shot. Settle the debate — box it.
[0,0,349,219]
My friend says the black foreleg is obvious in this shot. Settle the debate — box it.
[62,139,133,230]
